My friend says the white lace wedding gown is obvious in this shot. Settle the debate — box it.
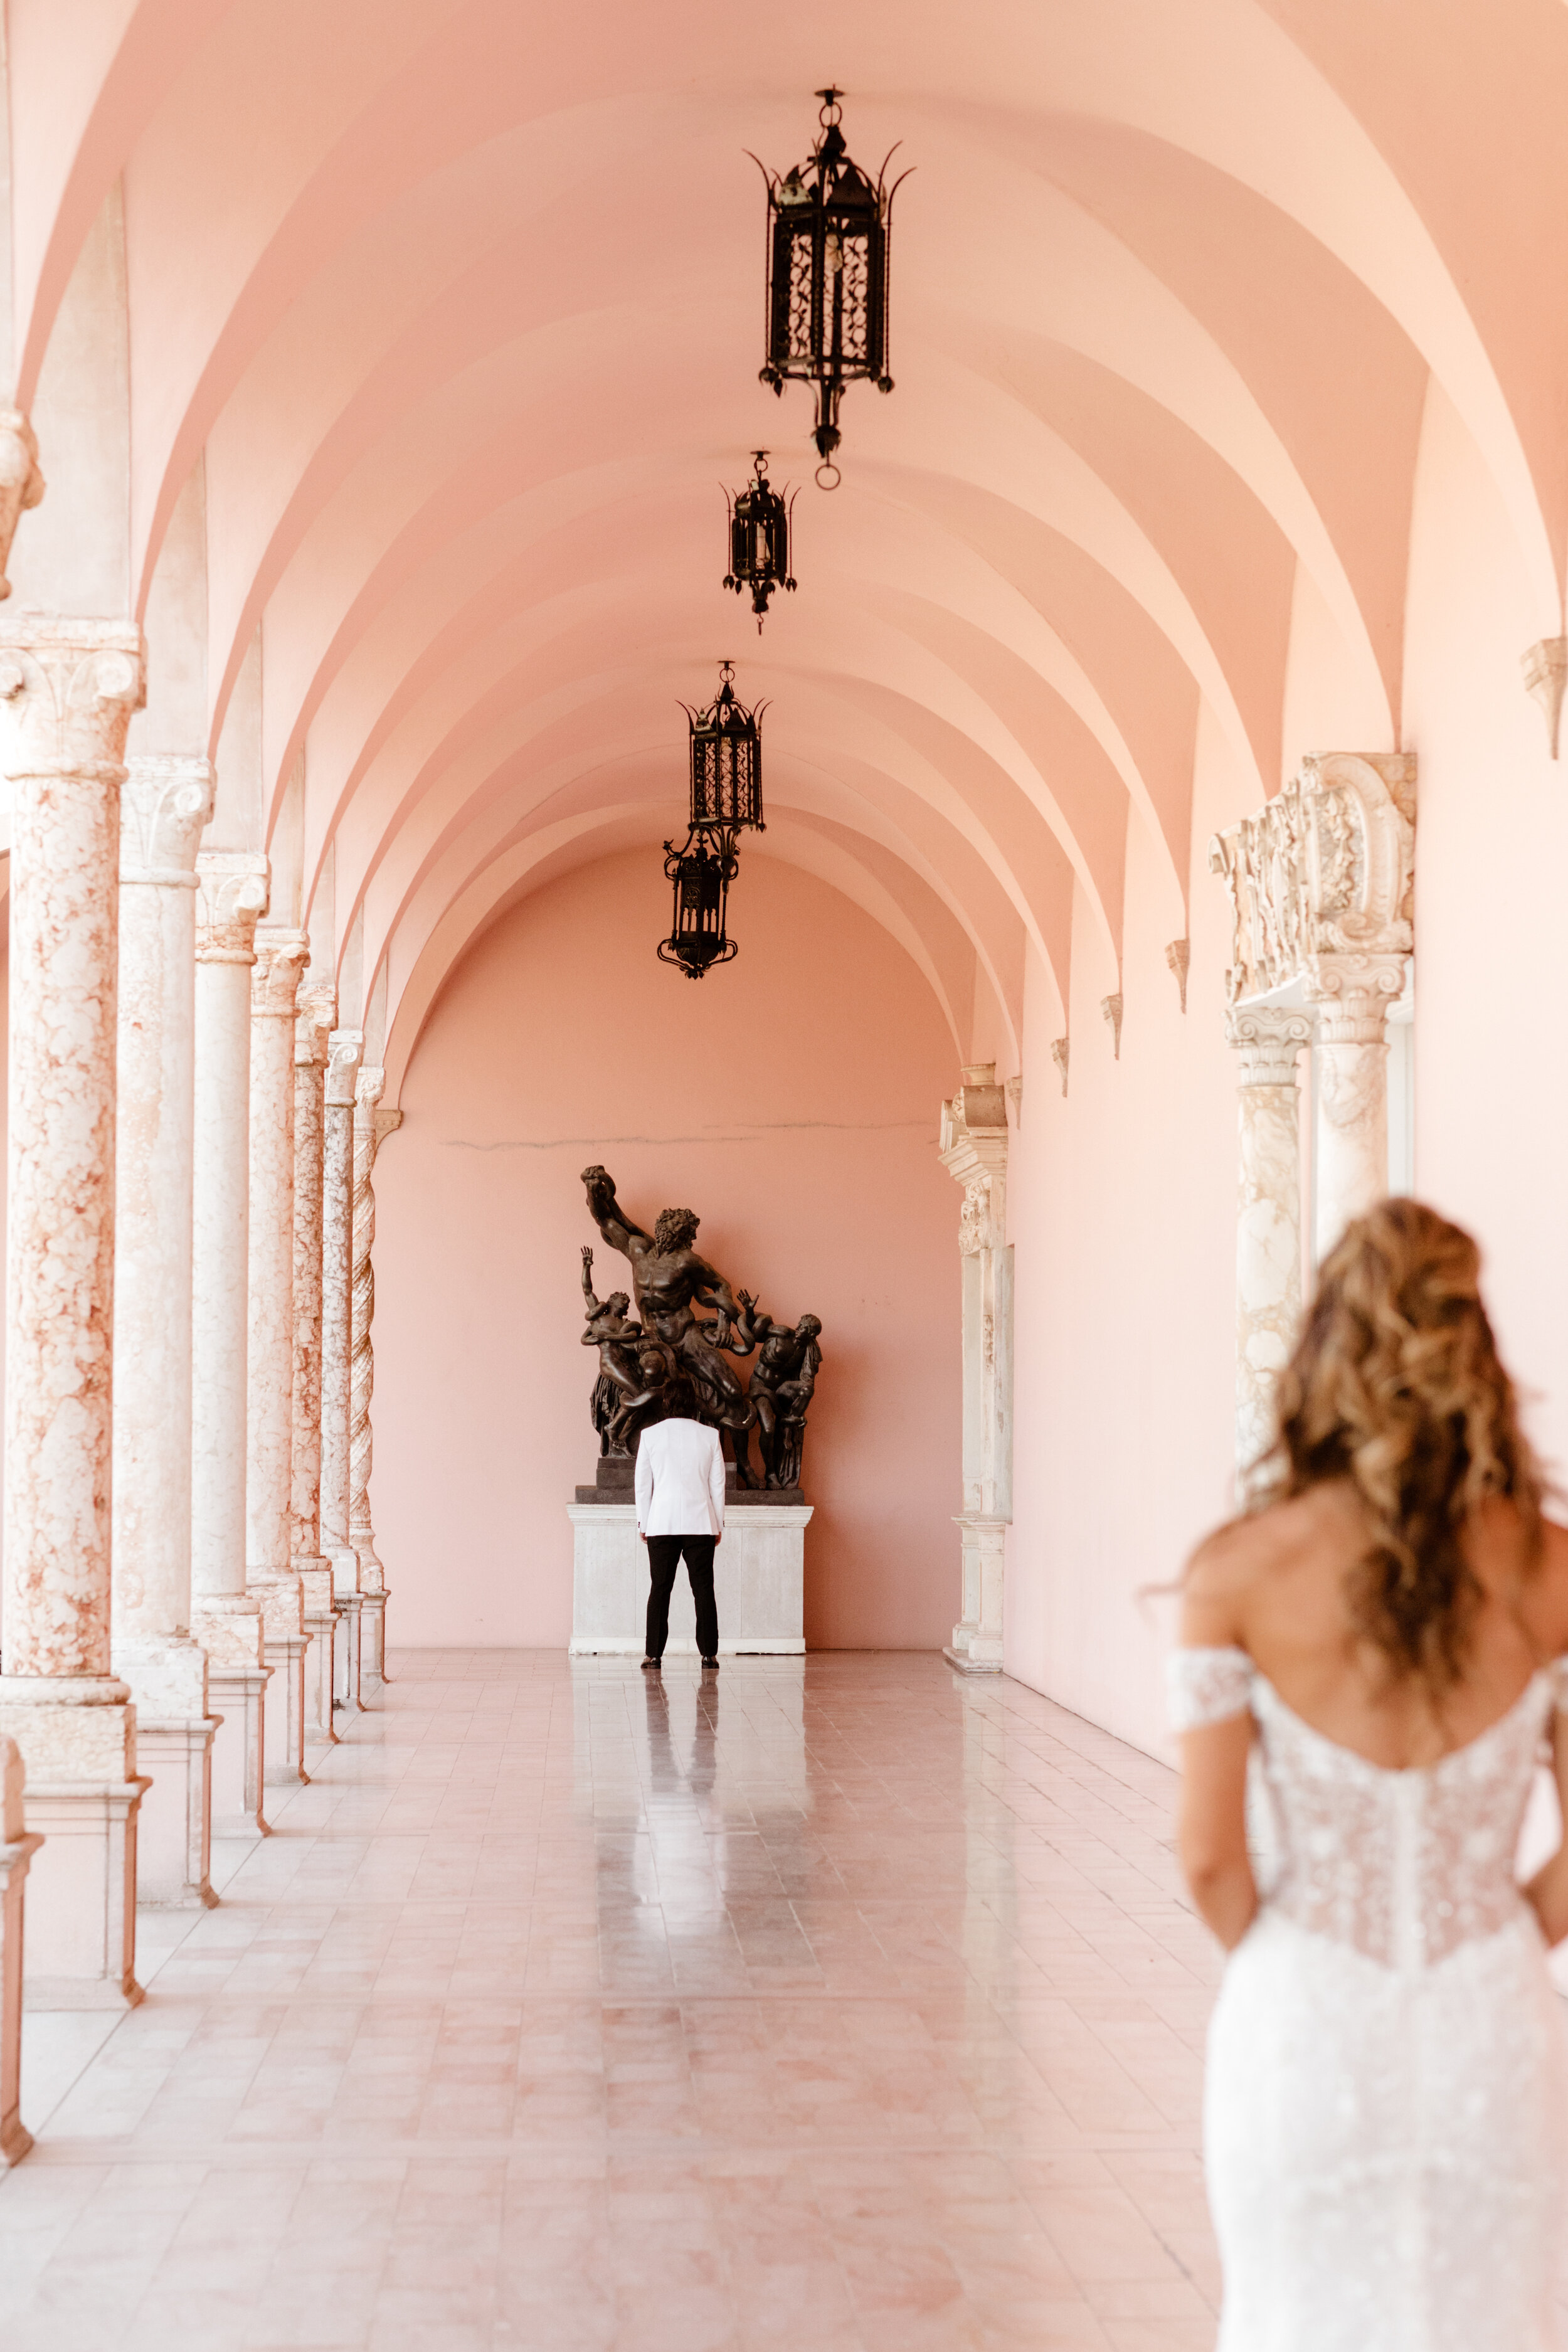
[1170,1647,1568,2351]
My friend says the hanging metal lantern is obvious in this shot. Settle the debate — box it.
[754,88,909,487]
[657,832,740,978]
[682,660,766,833]
[723,452,796,630]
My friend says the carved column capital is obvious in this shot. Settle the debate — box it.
[295,983,335,1067]
[353,1065,386,1120]
[120,755,213,886]
[195,850,269,963]
[939,1064,1009,1252]
[0,413,45,598]
[1226,1005,1314,1086]
[0,616,144,781]
[1303,951,1408,1045]
[250,926,310,1017]
[325,1028,364,1107]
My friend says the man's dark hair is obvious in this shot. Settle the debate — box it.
[653,1207,699,1253]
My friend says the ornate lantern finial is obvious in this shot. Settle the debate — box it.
[657,664,766,980]
[754,90,910,488]
[723,453,797,630]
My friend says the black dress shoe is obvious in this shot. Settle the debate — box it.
[641,1656,662,1670]
[701,1656,719,1670]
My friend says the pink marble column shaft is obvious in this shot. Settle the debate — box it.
[193,849,271,1837]
[350,1067,400,1688]
[112,753,219,1907]
[322,1030,364,1709]
[291,985,338,1739]
[0,615,151,2006]
[248,926,310,1786]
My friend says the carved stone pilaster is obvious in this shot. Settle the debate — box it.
[1226,1007,1313,1480]
[938,1064,1012,1675]
[321,1030,364,1579]
[1212,752,1416,1259]
[0,416,44,599]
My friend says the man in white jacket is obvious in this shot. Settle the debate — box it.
[635,1414,726,1670]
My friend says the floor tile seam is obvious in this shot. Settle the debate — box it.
[10,2126,1205,2167]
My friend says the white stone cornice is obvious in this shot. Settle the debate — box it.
[0,415,45,599]
[250,926,309,1017]
[0,615,144,782]
[120,755,214,886]
[1226,1005,1315,1087]
[195,849,268,964]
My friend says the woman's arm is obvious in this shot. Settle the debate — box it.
[1523,1705,1568,1946]
[1177,1714,1257,1949]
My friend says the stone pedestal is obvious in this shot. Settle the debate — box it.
[946,1514,1007,1674]
[192,851,272,1836]
[568,1501,810,1655]
[0,618,152,2005]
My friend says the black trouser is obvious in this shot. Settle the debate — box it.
[644,1534,718,1660]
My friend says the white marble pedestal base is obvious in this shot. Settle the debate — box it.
[568,1503,810,1655]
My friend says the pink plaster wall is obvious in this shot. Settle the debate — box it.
[371,847,961,1650]
[1004,711,1259,1757]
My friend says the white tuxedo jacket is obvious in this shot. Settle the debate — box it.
[634,1417,726,1538]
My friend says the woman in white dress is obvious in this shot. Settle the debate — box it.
[1173,1199,1568,2351]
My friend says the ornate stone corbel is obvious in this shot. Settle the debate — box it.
[1050,1036,1069,1096]
[0,414,45,600]
[1523,637,1568,760]
[1101,992,1123,1059]
[1165,938,1190,1013]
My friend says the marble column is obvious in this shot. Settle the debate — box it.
[193,850,272,1838]
[322,1028,364,1711]
[112,753,220,1908]
[291,985,338,1740]
[0,617,152,2005]
[938,1066,1013,1675]
[0,1740,43,2163]
[1227,1006,1313,1482]
[350,1069,401,1690]
[1308,958,1407,1260]
[247,927,311,1786]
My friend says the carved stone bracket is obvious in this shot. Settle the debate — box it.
[121,755,213,885]
[1209,751,1416,1007]
[1101,992,1123,1059]
[1523,637,1567,760]
[1050,1036,1069,1096]
[1165,937,1190,1013]
[195,850,269,963]
[0,414,45,600]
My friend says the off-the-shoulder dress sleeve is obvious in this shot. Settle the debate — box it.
[1167,1645,1255,1732]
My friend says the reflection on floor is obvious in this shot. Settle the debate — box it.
[0,1651,1225,2350]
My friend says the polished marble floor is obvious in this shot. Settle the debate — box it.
[0,1652,1226,2350]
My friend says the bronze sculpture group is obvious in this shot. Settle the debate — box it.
[580,1165,821,1491]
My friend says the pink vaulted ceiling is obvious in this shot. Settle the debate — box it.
[8,0,1564,1074]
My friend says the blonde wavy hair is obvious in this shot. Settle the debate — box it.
[1254,1198,1542,1687]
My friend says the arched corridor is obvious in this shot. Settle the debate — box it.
[3,1656,1222,2349]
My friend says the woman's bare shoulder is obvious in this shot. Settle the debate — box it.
[1522,1512,1568,1653]
[1180,1496,1322,1645]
